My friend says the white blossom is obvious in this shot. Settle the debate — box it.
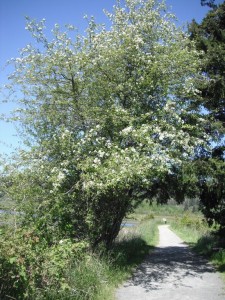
[93,158,101,165]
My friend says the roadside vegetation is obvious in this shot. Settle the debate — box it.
[0,212,158,300]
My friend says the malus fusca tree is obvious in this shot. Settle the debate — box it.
[3,0,209,248]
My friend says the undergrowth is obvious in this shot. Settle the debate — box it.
[0,219,158,300]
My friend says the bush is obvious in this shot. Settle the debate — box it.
[178,212,205,229]
[0,227,88,299]
[0,217,159,300]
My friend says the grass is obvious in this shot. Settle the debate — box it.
[127,200,187,226]
[31,218,159,300]
[169,212,207,244]
[95,218,159,300]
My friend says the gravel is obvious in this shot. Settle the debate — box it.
[116,225,225,300]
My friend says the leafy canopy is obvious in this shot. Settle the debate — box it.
[2,0,209,247]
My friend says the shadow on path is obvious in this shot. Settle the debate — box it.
[127,244,215,292]
[116,225,225,300]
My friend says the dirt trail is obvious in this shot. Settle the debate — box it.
[116,225,225,300]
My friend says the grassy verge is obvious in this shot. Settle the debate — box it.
[169,212,208,244]
[64,218,159,300]
[169,212,225,279]
[92,218,159,300]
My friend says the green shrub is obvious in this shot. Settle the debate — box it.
[180,213,201,228]
[0,227,87,299]
[170,212,209,245]
[0,219,158,300]
[142,213,155,221]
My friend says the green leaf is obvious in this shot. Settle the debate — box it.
[9,257,17,264]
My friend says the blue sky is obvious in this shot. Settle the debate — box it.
[0,0,222,156]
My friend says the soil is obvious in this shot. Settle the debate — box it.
[116,225,225,300]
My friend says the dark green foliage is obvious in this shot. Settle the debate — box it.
[201,0,217,9]
[187,1,225,238]
[185,158,225,235]
[199,159,225,235]
[189,2,225,127]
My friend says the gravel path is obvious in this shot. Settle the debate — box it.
[116,225,225,300]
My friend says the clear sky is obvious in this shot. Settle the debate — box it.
[0,0,223,156]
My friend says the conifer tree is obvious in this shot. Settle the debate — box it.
[188,2,225,234]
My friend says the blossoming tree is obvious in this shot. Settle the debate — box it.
[3,0,209,247]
